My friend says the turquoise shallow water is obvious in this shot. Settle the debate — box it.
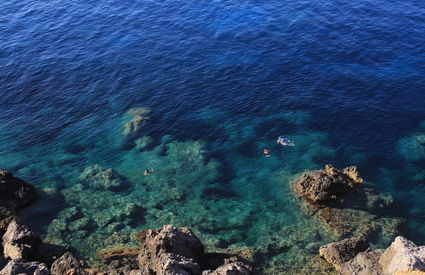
[1,0,425,273]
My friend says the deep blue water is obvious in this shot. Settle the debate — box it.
[1,0,425,273]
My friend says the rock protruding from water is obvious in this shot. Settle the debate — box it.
[293,164,362,203]
[291,165,400,240]
[319,237,369,270]
[2,219,42,260]
[0,170,37,209]
[80,165,125,191]
[379,236,425,275]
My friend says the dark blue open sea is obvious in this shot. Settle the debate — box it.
[1,0,425,273]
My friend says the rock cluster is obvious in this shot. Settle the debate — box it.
[291,165,400,240]
[0,169,253,275]
[320,236,425,275]
[98,225,252,275]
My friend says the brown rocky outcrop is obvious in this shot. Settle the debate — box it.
[292,164,362,203]
[321,236,425,275]
[319,237,369,270]
[0,258,50,275]
[0,170,37,209]
[340,249,384,275]
[292,165,400,240]
[137,225,204,274]
[2,218,42,260]
[379,236,425,275]
[51,252,87,275]
[135,225,252,275]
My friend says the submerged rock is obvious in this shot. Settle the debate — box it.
[135,136,154,151]
[80,165,125,191]
[379,236,425,275]
[2,219,42,260]
[292,164,362,203]
[0,170,37,209]
[319,237,369,270]
[123,107,151,137]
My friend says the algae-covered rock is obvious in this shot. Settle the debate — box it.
[80,165,125,191]
[123,107,151,137]
[135,136,154,151]
[397,134,425,161]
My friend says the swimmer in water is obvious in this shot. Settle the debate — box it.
[263,148,270,157]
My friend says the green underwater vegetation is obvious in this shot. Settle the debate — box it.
[2,109,422,274]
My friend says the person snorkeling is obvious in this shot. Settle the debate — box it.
[263,148,270,157]
[144,169,153,176]
[277,136,295,146]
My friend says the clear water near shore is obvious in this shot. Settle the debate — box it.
[1,0,425,273]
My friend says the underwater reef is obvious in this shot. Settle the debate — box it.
[1,167,425,274]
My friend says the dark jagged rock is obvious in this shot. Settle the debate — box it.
[51,252,87,275]
[0,258,50,275]
[340,249,384,275]
[292,164,362,203]
[2,218,42,260]
[0,170,37,209]
[0,207,15,234]
[136,225,204,274]
[319,237,369,270]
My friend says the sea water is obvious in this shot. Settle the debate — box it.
[1,0,425,273]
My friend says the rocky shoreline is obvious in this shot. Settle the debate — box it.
[1,166,424,274]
